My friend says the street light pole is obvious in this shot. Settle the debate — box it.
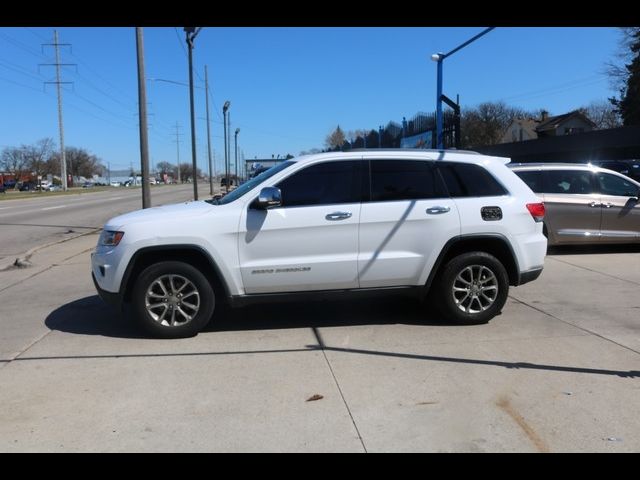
[222,101,230,193]
[432,27,494,149]
[205,65,214,196]
[184,27,202,200]
[435,54,444,149]
[135,27,151,209]
[234,128,240,184]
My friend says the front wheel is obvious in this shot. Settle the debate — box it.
[435,252,509,325]
[132,261,215,338]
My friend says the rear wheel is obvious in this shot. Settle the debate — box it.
[132,261,215,338]
[435,252,509,325]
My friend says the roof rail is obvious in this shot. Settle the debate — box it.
[349,148,481,155]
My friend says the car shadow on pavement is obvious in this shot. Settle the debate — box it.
[45,296,148,339]
[42,296,640,379]
[45,295,449,339]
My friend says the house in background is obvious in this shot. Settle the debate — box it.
[500,118,539,143]
[499,110,596,144]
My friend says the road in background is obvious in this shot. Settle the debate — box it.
[0,183,216,262]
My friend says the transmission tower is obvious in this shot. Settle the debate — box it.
[40,30,75,191]
[173,122,183,183]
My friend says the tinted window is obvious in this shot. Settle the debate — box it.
[276,161,362,207]
[544,170,594,194]
[370,160,445,201]
[438,163,508,197]
[514,170,543,193]
[597,173,639,197]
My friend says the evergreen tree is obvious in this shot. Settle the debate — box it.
[610,29,640,126]
[325,125,346,151]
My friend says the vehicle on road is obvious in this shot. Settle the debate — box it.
[2,179,16,189]
[93,150,547,338]
[18,182,36,192]
[510,163,640,246]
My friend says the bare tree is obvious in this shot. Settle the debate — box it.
[461,101,532,148]
[48,147,104,180]
[178,163,203,183]
[579,100,622,129]
[1,146,27,184]
[156,161,175,175]
[23,138,55,181]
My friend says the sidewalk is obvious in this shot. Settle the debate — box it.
[1,234,639,451]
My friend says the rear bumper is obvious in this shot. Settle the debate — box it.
[517,267,543,286]
[92,272,123,311]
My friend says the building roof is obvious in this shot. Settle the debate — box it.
[535,110,596,133]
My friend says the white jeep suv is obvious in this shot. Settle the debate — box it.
[92,150,547,338]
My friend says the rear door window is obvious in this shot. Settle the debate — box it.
[544,170,595,194]
[369,160,446,202]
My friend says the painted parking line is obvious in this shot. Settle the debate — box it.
[41,205,68,211]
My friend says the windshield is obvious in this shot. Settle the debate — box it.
[206,161,295,205]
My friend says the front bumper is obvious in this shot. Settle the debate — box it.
[92,271,123,311]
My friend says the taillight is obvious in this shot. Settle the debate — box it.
[526,202,545,223]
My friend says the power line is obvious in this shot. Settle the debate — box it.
[500,74,608,103]
[23,27,49,43]
[0,74,46,93]
[0,59,45,83]
[174,27,188,58]
[68,49,139,106]
[67,67,137,113]
[0,31,50,61]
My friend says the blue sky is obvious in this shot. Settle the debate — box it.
[0,27,623,173]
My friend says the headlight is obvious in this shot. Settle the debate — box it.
[100,230,125,246]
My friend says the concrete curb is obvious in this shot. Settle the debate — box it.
[0,228,102,272]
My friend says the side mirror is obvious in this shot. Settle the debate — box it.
[253,187,282,209]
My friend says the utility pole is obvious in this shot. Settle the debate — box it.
[205,65,214,196]
[173,122,183,183]
[135,27,151,209]
[184,27,202,201]
[222,101,230,193]
[41,30,74,191]
[234,128,240,184]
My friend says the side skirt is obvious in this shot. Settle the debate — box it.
[229,286,423,308]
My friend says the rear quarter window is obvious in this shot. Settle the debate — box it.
[438,162,508,197]
[513,170,543,193]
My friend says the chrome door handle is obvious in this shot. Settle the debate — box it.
[325,211,352,221]
[426,206,451,215]
[588,202,601,208]
[603,202,614,209]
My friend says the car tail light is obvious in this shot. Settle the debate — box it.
[526,202,545,222]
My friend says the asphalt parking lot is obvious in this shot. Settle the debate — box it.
[0,234,638,452]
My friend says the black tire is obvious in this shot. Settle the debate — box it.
[434,252,509,325]
[132,261,215,338]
